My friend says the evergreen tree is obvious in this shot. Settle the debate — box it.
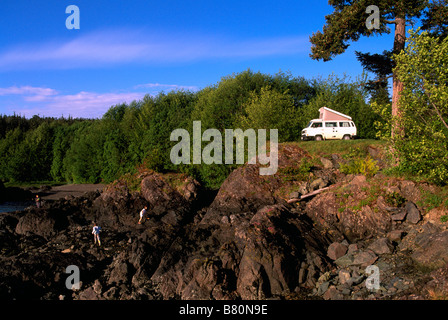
[309,0,430,138]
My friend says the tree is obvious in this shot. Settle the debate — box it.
[239,86,298,142]
[393,30,448,184]
[309,0,429,138]
[421,0,448,40]
[300,74,378,139]
[355,50,392,105]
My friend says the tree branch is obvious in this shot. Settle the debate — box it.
[423,85,448,131]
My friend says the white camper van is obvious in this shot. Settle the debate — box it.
[301,107,357,141]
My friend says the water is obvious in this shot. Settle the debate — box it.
[0,201,33,213]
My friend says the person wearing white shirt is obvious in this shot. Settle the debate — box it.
[138,206,148,224]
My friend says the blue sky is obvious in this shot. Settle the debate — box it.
[0,0,395,118]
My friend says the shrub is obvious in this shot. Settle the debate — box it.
[340,156,379,177]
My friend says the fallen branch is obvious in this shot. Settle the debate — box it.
[287,186,331,204]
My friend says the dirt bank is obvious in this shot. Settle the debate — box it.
[37,184,105,201]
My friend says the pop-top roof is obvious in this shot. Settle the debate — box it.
[319,107,352,121]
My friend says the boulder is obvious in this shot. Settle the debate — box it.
[320,157,333,169]
[305,191,392,242]
[151,204,332,300]
[15,209,67,239]
[387,230,404,243]
[352,250,378,267]
[412,230,448,269]
[327,242,348,260]
[368,238,393,255]
[405,201,421,224]
[391,209,407,221]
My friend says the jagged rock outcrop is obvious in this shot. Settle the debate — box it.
[3,144,448,301]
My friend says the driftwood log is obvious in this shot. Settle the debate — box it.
[287,186,331,204]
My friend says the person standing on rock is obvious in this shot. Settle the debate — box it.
[92,222,101,246]
[138,206,148,224]
[35,194,41,208]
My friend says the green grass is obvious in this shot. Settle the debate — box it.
[288,139,387,158]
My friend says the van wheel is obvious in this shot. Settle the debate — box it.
[315,135,323,141]
[343,135,351,140]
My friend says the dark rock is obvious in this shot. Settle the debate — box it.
[15,209,67,239]
[323,285,343,300]
[412,230,448,269]
[180,177,201,201]
[387,230,404,243]
[79,287,102,300]
[405,201,421,224]
[391,209,407,221]
[3,144,447,301]
[0,186,32,202]
[305,192,391,242]
[368,238,393,255]
[327,242,348,260]
[352,250,378,267]
[151,204,332,300]
[335,254,355,268]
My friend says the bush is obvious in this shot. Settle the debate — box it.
[340,156,379,177]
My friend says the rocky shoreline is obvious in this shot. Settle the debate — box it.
[1,144,448,300]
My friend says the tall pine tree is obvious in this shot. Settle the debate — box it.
[309,0,432,138]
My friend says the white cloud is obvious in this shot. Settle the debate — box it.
[0,86,58,97]
[0,80,203,118]
[0,85,145,118]
[134,83,199,92]
[0,28,310,70]
[39,91,146,118]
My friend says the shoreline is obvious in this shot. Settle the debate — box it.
[34,184,105,201]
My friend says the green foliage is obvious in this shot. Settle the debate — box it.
[340,156,379,177]
[238,86,298,142]
[299,74,379,139]
[393,30,448,185]
[384,191,406,207]
[370,101,392,139]
[278,158,313,182]
[0,69,389,190]
[421,0,448,40]
[309,0,427,62]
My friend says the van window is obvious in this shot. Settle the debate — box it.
[350,122,355,127]
[311,122,322,128]
[339,122,351,127]
[325,122,337,128]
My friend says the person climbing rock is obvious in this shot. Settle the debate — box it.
[92,222,101,246]
[138,205,148,224]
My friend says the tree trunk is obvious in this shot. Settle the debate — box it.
[391,16,406,138]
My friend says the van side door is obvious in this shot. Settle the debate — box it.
[338,122,352,139]
[324,122,338,139]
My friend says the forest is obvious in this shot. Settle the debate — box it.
[0,28,447,189]
[0,71,384,189]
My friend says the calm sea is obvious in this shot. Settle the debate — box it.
[0,202,32,213]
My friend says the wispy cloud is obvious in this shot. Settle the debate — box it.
[0,28,309,70]
[0,86,59,97]
[0,81,201,118]
[34,91,146,118]
[0,85,145,118]
[134,83,199,92]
